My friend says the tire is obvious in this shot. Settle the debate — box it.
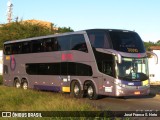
[14,79,21,88]
[71,81,83,98]
[22,81,28,90]
[87,82,98,100]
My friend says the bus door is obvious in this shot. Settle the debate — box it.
[3,64,11,86]
[102,60,115,95]
[3,55,17,86]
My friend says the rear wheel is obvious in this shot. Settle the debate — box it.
[14,79,21,88]
[71,81,83,98]
[87,82,98,100]
[22,81,28,90]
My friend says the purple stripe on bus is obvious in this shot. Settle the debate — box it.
[34,85,61,92]
[121,80,142,86]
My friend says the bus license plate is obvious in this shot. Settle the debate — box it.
[134,91,140,95]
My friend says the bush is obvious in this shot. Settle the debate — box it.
[0,75,3,85]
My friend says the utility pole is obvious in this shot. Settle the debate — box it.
[7,0,13,23]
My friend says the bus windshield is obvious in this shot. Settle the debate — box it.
[87,30,145,53]
[109,31,145,53]
[117,57,149,81]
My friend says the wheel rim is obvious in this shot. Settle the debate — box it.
[74,84,80,95]
[87,86,94,97]
[15,82,21,88]
[23,83,28,90]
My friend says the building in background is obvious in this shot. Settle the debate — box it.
[148,46,160,84]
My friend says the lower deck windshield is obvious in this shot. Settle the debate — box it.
[117,57,149,81]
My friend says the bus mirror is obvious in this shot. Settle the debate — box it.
[117,54,122,64]
[147,51,158,64]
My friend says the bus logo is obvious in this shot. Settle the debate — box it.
[128,82,134,86]
[10,56,16,71]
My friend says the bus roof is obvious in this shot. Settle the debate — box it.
[4,29,134,44]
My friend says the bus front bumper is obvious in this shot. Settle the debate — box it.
[115,85,150,96]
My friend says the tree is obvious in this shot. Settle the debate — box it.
[155,40,160,45]
[143,41,155,51]
[57,27,74,33]
[0,22,74,49]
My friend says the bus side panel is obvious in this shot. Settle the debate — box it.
[3,55,14,87]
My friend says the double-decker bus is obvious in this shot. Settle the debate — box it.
[3,29,150,99]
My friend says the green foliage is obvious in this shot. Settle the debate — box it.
[0,22,74,49]
[0,86,99,120]
[143,41,155,51]
[143,40,160,51]
[57,27,74,33]
[0,86,97,111]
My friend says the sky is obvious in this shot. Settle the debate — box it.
[0,0,160,42]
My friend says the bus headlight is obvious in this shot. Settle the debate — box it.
[142,80,149,86]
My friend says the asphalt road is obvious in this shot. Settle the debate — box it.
[84,85,160,120]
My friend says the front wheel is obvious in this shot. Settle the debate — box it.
[87,82,98,100]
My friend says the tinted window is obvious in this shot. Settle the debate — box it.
[76,63,92,76]
[26,62,92,76]
[94,51,115,77]
[109,31,145,53]
[26,63,60,75]
[58,36,71,51]
[22,42,31,53]
[12,43,21,54]
[38,64,50,75]
[26,64,37,75]
[4,44,11,55]
[87,31,110,49]
[68,62,76,75]
[71,35,88,52]
[61,62,68,75]
[43,38,59,52]
[32,40,43,53]
[4,34,88,55]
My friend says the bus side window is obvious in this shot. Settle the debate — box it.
[4,45,11,55]
[43,37,59,52]
[53,38,60,51]
[103,61,113,76]
[58,36,71,51]
[71,34,88,52]
[22,42,31,54]
[88,31,110,49]
[12,43,21,54]
[43,38,52,52]
[32,40,43,53]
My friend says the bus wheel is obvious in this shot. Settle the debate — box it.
[71,81,83,98]
[22,81,28,90]
[14,79,21,88]
[87,82,98,100]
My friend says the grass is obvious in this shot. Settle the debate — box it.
[0,76,95,111]
[0,85,100,120]
[0,86,96,111]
